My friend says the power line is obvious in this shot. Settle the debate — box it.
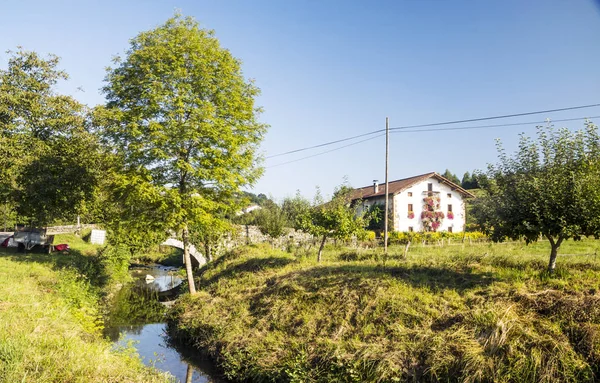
[266,129,384,159]
[266,115,599,169]
[389,103,600,131]
[265,103,600,159]
[266,133,386,168]
[390,116,600,134]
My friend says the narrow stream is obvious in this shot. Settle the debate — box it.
[104,265,223,383]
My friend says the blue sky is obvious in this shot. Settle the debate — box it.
[2,0,600,200]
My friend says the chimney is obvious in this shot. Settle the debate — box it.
[373,180,379,193]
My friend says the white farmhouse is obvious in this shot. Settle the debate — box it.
[350,172,475,233]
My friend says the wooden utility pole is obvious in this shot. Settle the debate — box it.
[384,117,390,254]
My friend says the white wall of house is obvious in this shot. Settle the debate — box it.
[393,177,466,233]
[355,176,468,233]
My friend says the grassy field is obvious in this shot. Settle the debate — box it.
[0,234,173,383]
[170,239,600,382]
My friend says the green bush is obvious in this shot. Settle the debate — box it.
[387,231,488,245]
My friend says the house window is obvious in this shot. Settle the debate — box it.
[448,226,453,233]
[447,193,452,198]
[408,192,412,197]
[448,204,453,212]
[408,203,413,211]
[427,183,433,196]
[408,226,414,232]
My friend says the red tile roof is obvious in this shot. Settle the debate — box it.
[349,172,475,200]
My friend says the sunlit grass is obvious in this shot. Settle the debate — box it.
[171,239,600,382]
[0,233,174,382]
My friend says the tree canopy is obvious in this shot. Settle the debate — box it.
[0,49,102,226]
[298,185,367,262]
[475,121,600,273]
[441,169,461,185]
[97,14,267,293]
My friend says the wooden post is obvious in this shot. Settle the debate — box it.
[403,241,411,258]
[384,117,390,255]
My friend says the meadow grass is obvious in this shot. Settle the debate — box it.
[170,238,600,382]
[0,234,174,383]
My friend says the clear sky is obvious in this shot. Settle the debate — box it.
[2,0,600,200]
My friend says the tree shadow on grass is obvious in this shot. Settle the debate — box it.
[242,263,495,326]
[266,263,494,294]
[199,256,296,287]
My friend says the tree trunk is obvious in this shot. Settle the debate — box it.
[317,235,327,262]
[546,235,564,274]
[245,224,250,245]
[185,364,193,383]
[204,242,212,262]
[403,241,411,259]
[182,224,197,294]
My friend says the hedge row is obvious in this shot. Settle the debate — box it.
[363,230,488,245]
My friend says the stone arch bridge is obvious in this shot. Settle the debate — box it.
[161,238,206,268]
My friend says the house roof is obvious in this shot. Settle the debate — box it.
[349,172,476,200]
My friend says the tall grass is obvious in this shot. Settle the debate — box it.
[0,255,173,382]
[0,231,175,382]
[170,239,600,382]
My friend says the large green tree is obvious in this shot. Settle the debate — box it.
[98,15,267,293]
[0,49,102,226]
[476,122,600,273]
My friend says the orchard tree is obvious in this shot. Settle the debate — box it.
[98,15,267,293]
[298,185,367,262]
[478,121,600,273]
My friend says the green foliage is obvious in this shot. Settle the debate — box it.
[387,230,487,245]
[461,170,481,189]
[97,13,267,290]
[476,121,600,272]
[238,191,272,207]
[0,48,104,226]
[190,209,236,261]
[254,203,288,240]
[441,169,461,185]
[170,239,600,383]
[103,172,174,258]
[17,131,103,226]
[0,202,17,231]
[297,185,367,260]
[281,190,311,230]
[365,204,393,232]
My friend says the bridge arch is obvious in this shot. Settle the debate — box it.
[161,238,206,267]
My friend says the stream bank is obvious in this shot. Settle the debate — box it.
[103,264,224,383]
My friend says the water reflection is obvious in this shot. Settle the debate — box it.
[104,265,223,383]
[112,323,219,383]
[130,265,182,292]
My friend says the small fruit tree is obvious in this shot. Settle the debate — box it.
[298,185,367,262]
